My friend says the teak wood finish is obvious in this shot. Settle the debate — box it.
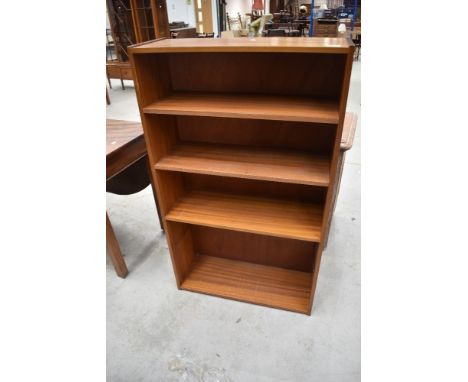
[130,37,354,314]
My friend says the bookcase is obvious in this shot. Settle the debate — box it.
[130,38,354,315]
[106,0,169,85]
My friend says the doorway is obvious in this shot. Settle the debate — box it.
[194,0,213,33]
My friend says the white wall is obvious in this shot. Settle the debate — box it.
[167,0,196,27]
[211,0,219,36]
[167,0,219,35]
[226,0,251,17]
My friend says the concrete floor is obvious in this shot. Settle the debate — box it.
[106,60,360,382]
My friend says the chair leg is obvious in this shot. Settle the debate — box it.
[106,213,128,278]
[120,77,125,90]
[107,74,112,89]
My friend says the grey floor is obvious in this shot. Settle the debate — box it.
[106,60,361,382]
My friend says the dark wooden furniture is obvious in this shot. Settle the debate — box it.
[263,22,302,37]
[313,19,338,37]
[106,119,163,277]
[170,27,197,39]
[106,0,170,88]
[350,28,361,60]
[130,37,354,314]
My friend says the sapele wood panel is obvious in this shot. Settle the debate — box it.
[184,173,327,203]
[168,52,346,98]
[192,226,316,272]
[144,93,339,124]
[165,190,323,242]
[181,255,312,313]
[155,143,330,186]
[130,36,351,54]
[176,116,336,154]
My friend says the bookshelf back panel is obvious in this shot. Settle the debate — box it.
[192,225,316,272]
[168,52,347,98]
[183,173,327,204]
[166,221,316,277]
[176,116,336,155]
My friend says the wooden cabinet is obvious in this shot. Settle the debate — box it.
[313,19,338,37]
[130,38,354,315]
[106,0,169,84]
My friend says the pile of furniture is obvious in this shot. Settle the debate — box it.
[106,0,169,87]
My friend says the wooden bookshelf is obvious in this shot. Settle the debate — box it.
[130,37,354,315]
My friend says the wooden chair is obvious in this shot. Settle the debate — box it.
[226,12,243,31]
[352,33,361,60]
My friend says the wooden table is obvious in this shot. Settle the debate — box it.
[106,119,162,277]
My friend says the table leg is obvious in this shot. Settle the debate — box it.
[107,71,112,89]
[106,212,128,278]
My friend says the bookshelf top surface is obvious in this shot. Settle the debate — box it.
[130,37,352,54]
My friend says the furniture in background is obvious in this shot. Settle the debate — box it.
[226,12,243,31]
[169,21,187,29]
[170,27,197,39]
[169,21,197,39]
[350,27,361,60]
[106,0,170,88]
[129,38,354,314]
[197,33,215,38]
[106,119,163,277]
[265,29,286,36]
[263,22,302,36]
[313,18,338,37]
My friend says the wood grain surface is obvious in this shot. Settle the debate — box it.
[341,112,358,151]
[155,143,330,186]
[143,92,340,123]
[106,119,147,180]
[181,255,312,314]
[165,190,323,242]
[106,119,143,156]
[130,37,351,54]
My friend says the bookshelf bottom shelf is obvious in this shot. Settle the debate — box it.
[181,255,313,314]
